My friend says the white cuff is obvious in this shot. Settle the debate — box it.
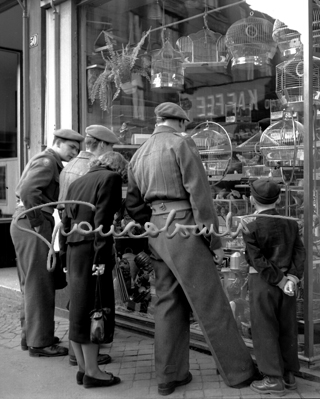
[277,276,287,290]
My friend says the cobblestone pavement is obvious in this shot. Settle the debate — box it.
[1,295,320,399]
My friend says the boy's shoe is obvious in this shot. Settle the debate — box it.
[283,371,297,390]
[250,376,285,396]
[22,336,61,351]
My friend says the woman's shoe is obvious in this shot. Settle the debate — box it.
[76,371,85,385]
[83,372,121,388]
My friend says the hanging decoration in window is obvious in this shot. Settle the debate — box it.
[225,12,276,68]
[89,29,151,111]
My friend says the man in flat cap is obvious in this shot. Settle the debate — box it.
[10,128,84,358]
[126,102,256,395]
[58,124,119,366]
[243,178,305,396]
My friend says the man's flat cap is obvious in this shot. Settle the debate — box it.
[85,125,120,144]
[155,102,190,122]
[251,178,281,205]
[54,129,84,142]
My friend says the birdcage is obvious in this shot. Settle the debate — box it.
[259,112,304,168]
[272,19,302,59]
[225,14,276,67]
[275,51,320,106]
[151,39,184,91]
[191,121,232,183]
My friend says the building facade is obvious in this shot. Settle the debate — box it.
[1,0,319,367]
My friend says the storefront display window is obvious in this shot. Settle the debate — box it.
[78,0,320,365]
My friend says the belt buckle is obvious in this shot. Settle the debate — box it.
[159,203,166,211]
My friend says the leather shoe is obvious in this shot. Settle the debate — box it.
[76,371,85,385]
[250,376,285,396]
[83,372,121,388]
[158,372,192,396]
[283,371,297,390]
[29,344,68,357]
[22,336,61,351]
[69,353,112,366]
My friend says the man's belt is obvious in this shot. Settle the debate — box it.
[150,200,191,215]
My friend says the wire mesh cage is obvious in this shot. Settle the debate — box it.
[272,19,302,59]
[275,52,320,105]
[151,39,184,91]
[191,121,232,182]
[177,28,222,63]
[259,113,305,168]
[225,15,276,67]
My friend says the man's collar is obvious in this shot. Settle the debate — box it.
[153,125,178,135]
[45,148,64,168]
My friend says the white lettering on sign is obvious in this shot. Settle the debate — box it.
[30,34,38,48]
[195,89,259,118]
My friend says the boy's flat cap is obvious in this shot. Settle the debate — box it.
[251,178,281,204]
[53,129,84,142]
[155,102,190,121]
[85,125,120,144]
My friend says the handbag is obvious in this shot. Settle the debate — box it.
[89,273,113,344]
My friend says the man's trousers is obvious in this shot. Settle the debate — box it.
[149,209,255,386]
[10,210,56,348]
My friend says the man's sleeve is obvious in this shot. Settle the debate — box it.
[176,137,222,250]
[20,156,55,227]
[125,166,152,225]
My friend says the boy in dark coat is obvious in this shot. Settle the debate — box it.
[243,178,306,396]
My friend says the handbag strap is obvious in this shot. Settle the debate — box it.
[94,272,103,310]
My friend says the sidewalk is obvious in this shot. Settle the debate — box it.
[1,267,320,399]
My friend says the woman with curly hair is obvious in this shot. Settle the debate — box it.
[60,151,128,388]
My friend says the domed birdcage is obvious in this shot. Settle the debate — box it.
[151,39,184,91]
[275,50,320,108]
[225,14,276,68]
[191,121,232,184]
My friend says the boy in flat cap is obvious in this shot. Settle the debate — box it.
[243,178,306,396]
[126,102,256,395]
[58,124,119,366]
[10,128,83,358]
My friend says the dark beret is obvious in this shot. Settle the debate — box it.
[85,125,120,144]
[53,129,84,142]
[251,178,281,205]
[154,102,190,122]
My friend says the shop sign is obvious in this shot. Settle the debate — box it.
[185,77,272,119]
[30,34,38,48]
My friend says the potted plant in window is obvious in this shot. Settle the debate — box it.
[90,29,151,111]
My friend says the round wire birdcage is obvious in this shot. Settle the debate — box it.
[225,14,276,67]
[275,51,320,106]
[191,121,232,184]
[260,114,304,169]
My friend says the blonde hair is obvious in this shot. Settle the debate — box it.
[89,151,128,181]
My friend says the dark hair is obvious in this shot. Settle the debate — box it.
[85,135,100,151]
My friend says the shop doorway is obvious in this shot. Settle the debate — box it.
[0,47,22,267]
